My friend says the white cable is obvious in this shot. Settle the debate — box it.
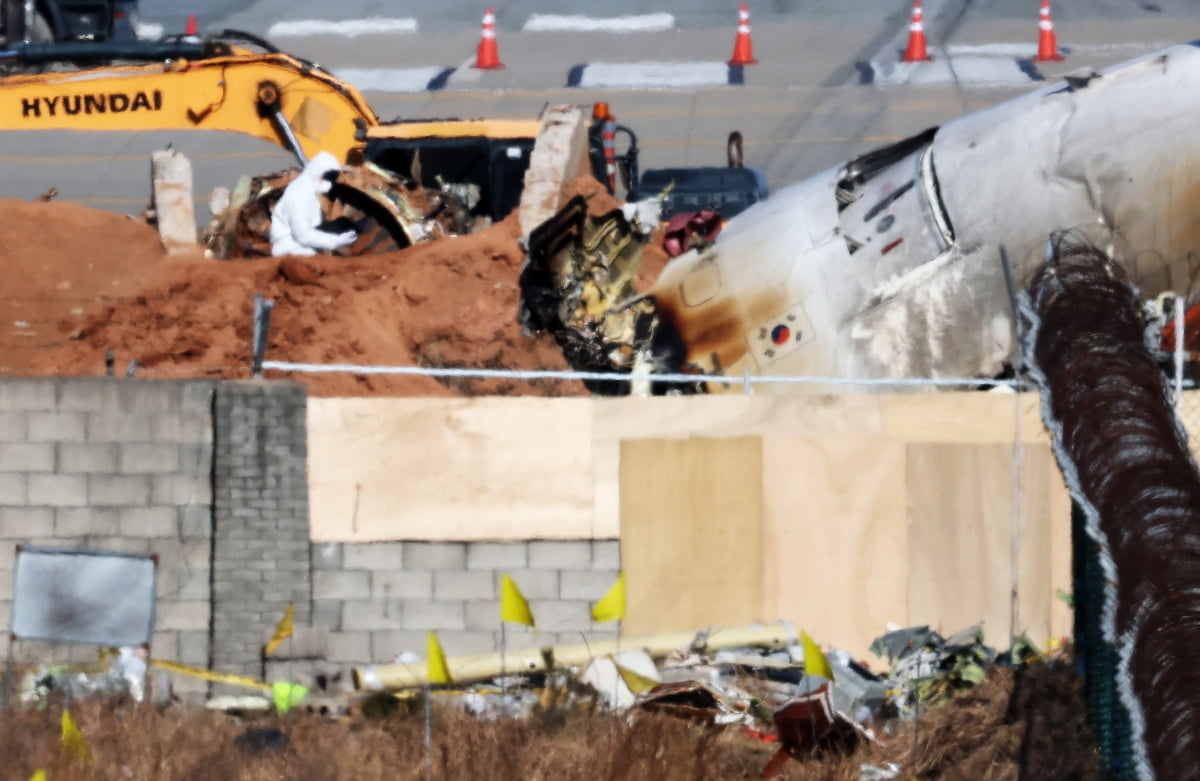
[259,360,1020,389]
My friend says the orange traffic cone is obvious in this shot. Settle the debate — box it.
[902,0,931,62]
[184,13,198,37]
[1035,0,1063,62]
[728,3,757,66]
[472,6,505,70]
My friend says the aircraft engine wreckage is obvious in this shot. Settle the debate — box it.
[520,42,1200,394]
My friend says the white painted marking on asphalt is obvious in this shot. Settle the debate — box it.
[267,17,418,38]
[134,21,163,39]
[337,67,444,93]
[523,13,675,33]
[871,54,1032,87]
[946,43,1037,57]
[576,61,730,89]
[943,55,1034,85]
[947,41,1176,57]
[443,56,483,86]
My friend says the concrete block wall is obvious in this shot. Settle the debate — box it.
[310,540,621,668]
[0,378,215,687]
[211,381,311,679]
[1,377,623,698]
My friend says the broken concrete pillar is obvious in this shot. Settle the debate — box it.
[519,105,589,239]
[152,149,198,255]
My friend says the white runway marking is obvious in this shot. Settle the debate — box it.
[572,61,734,89]
[871,54,1033,87]
[523,13,676,33]
[337,67,448,93]
[947,41,1176,57]
[267,18,419,38]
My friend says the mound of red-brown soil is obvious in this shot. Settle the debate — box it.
[2,174,674,397]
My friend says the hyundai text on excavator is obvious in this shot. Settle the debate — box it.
[0,25,642,251]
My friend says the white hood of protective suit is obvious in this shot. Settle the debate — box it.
[269,152,357,257]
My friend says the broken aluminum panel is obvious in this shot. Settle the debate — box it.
[521,41,1200,393]
[203,163,473,259]
[637,679,747,726]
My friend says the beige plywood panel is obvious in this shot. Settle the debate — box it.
[906,443,1055,648]
[595,395,887,440]
[1180,391,1200,462]
[594,395,885,536]
[620,437,763,636]
[308,397,595,542]
[881,393,1052,444]
[762,437,908,659]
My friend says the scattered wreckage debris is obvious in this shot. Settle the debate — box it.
[0,666,1098,780]
[348,620,1074,779]
[663,209,723,258]
[762,685,862,778]
[1025,235,1200,780]
[353,622,794,690]
[204,161,481,259]
[3,622,1100,779]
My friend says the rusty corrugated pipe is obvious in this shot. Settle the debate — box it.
[1025,235,1200,780]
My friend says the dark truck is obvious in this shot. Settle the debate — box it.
[1,0,140,46]
[626,129,768,220]
[628,165,769,221]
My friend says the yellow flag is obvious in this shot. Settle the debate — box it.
[265,601,295,656]
[61,708,91,763]
[801,630,834,681]
[427,631,452,685]
[499,573,536,627]
[29,770,46,781]
[613,657,658,695]
[591,571,626,623]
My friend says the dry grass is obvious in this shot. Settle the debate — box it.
[1,660,1102,780]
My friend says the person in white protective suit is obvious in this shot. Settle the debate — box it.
[269,151,360,257]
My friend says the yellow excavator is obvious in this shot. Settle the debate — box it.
[0,30,640,238]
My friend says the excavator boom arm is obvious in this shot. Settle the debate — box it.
[0,51,380,163]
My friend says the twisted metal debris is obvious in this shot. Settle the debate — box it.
[1024,236,1200,781]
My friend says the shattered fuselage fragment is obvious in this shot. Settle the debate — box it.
[521,42,1200,393]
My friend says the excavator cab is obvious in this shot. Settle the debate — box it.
[364,114,641,225]
[363,120,538,225]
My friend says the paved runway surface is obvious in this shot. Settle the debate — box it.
[1,1,1196,216]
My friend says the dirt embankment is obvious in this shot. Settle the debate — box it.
[1,175,668,397]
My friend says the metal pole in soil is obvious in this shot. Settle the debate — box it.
[423,682,434,781]
[1175,296,1185,411]
[252,293,275,379]
[2,632,15,708]
[500,621,507,702]
[287,632,294,704]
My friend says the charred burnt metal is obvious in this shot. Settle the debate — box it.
[1025,235,1200,781]
[518,195,696,395]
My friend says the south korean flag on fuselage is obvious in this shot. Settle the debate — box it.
[746,303,815,368]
